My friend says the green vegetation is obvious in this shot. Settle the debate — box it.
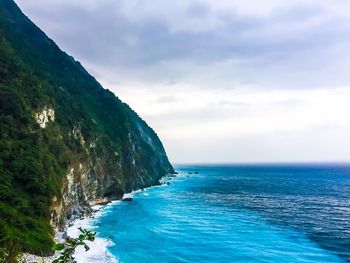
[0,0,173,257]
[0,24,62,255]
[0,242,18,263]
[0,228,95,262]
[52,228,96,263]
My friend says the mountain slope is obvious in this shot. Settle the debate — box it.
[0,0,173,255]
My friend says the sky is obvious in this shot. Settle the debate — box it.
[15,0,350,163]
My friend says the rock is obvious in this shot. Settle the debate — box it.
[93,198,112,205]
[98,200,111,205]
[194,171,199,174]
[167,182,171,185]
[0,0,175,250]
[122,197,133,202]
[66,213,72,220]
[34,106,55,129]
[188,172,192,174]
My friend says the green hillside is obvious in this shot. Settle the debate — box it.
[0,0,173,256]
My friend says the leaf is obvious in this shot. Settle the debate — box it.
[84,244,90,251]
[52,228,97,261]
[52,243,65,251]
[87,236,95,241]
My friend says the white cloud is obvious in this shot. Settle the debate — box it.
[14,0,350,163]
[106,81,350,163]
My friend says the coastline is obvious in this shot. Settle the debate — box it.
[67,184,170,263]
[20,175,175,263]
[67,201,119,263]
[19,201,119,263]
[68,179,175,263]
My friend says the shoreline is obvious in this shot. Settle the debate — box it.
[67,182,173,263]
[67,201,120,263]
[20,175,175,263]
[20,201,120,263]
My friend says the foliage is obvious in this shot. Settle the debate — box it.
[0,240,19,263]
[0,248,5,262]
[0,0,173,257]
[52,228,96,263]
[0,29,59,255]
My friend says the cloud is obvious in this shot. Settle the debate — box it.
[153,96,179,104]
[14,0,350,162]
[15,0,350,90]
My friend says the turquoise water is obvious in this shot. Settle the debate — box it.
[93,165,350,262]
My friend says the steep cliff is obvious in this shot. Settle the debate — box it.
[0,0,174,255]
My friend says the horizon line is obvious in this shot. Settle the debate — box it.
[173,161,350,166]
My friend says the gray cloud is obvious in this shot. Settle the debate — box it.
[13,0,350,163]
[15,0,350,90]
[153,96,179,104]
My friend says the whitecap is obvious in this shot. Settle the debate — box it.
[67,205,119,263]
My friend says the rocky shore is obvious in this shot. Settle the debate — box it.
[19,174,177,263]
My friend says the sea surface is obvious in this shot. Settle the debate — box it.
[70,164,350,262]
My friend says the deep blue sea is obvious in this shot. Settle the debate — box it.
[82,165,350,262]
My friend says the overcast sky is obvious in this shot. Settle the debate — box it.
[15,0,350,163]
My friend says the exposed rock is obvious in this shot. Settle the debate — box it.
[34,106,55,128]
[0,0,175,254]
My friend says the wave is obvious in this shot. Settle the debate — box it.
[67,202,120,263]
[66,181,173,263]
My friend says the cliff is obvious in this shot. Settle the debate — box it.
[0,0,174,255]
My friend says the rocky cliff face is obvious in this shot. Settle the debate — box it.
[0,0,173,254]
[50,114,174,230]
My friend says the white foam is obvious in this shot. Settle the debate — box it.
[72,237,117,263]
[122,193,133,199]
[67,203,119,263]
[65,183,166,263]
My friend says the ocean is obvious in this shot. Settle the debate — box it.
[69,164,350,262]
